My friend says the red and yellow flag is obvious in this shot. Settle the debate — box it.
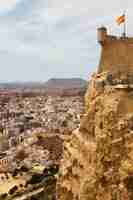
[116,14,125,25]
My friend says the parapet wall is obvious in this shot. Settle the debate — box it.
[98,29,133,74]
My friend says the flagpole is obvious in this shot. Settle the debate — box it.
[123,10,126,37]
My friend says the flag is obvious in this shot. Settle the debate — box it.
[116,14,125,25]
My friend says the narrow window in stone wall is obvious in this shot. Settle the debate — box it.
[99,121,103,129]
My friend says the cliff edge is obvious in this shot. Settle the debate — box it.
[57,27,133,200]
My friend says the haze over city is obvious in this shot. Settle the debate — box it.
[0,0,132,82]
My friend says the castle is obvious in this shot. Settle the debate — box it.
[97,27,133,74]
[57,27,133,200]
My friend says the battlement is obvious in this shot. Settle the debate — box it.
[97,27,133,74]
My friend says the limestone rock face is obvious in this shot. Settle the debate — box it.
[57,71,133,200]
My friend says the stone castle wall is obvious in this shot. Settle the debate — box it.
[98,31,133,74]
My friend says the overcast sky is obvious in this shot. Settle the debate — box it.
[0,0,132,82]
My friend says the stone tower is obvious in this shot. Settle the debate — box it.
[97,26,107,45]
[97,27,133,74]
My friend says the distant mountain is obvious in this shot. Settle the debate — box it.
[0,78,87,96]
[0,82,44,89]
[44,78,87,89]
[44,78,87,96]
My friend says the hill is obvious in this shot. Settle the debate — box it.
[44,78,87,89]
[44,78,87,96]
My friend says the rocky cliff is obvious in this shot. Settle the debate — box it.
[57,28,133,200]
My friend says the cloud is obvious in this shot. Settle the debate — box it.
[0,0,132,81]
[0,0,21,13]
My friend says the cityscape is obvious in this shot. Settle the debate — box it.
[0,79,85,199]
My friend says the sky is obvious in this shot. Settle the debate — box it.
[0,0,132,82]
